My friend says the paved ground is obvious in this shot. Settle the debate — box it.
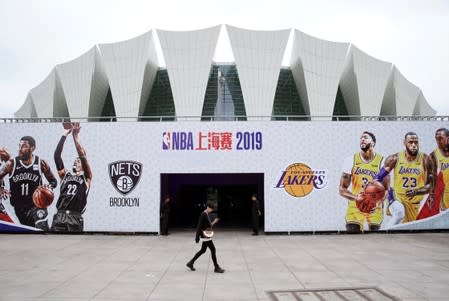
[1,230,448,301]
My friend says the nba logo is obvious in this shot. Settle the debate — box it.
[162,132,171,150]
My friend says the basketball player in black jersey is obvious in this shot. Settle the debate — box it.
[52,123,92,232]
[0,137,57,230]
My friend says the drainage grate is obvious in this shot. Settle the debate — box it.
[267,287,400,301]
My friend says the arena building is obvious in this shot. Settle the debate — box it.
[14,25,435,120]
[3,25,447,235]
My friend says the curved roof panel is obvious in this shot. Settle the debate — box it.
[291,30,349,119]
[227,25,290,119]
[99,31,158,119]
[56,46,109,119]
[351,45,393,116]
[157,26,220,120]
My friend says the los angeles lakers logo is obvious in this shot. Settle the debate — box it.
[275,163,327,198]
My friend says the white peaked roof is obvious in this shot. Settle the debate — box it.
[290,30,349,119]
[381,70,395,116]
[14,25,436,119]
[227,25,290,119]
[29,70,56,118]
[99,31,158,119]
[56,46,109,119]
[339,50,359,116]
[350,46,393,116]
[392,66,421,116]
[157,26,220,120]
[381,65,431,117]
[15,93,37,118]
[414,92,436,116]
[29,68,67,118]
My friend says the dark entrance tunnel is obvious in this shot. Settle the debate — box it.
[161,173,264,229]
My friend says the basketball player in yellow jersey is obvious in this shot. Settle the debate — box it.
[429,128,449,210]
[375,132,433,223]
[339,131,388,233]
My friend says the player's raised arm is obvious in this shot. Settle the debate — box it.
[54,128,72,179]
[41,159,57,190]
[72,123,92,185]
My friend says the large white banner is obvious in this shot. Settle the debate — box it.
[0,121,448,233]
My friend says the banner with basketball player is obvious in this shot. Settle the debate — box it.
[0,121,448,233]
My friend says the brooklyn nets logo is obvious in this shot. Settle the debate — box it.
[274,163,327,198]
[108,161,143,195]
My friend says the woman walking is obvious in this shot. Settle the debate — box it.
[186,201,225,273]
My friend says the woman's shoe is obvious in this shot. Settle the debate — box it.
[186,261,196,271]
[214,266,225,273]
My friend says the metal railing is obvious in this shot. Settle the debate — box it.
[1,115,449,123]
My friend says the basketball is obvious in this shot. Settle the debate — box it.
[363,181,386,202]
[32,186,54,208]
[62,122,72,129]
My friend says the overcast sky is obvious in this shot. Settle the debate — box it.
[0,0,448,117]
